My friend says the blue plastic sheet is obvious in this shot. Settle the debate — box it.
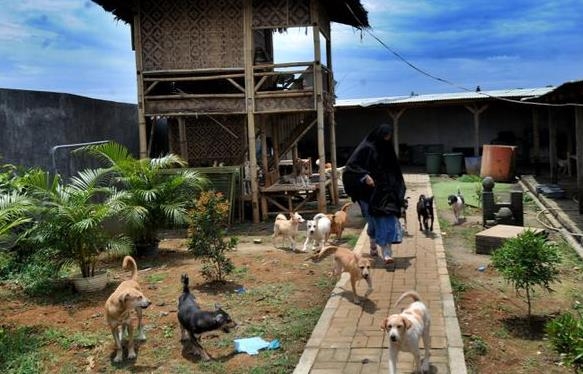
[234,336,281,355]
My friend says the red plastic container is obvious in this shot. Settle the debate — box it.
[480,145,517,182]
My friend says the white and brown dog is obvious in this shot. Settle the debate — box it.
[327,202,352,241]
[104,256,152,362]
[447,188,465,225]
[381,290,431,374]
[272,211,305,251]
[302,213,331,252]
[306,245,372,304]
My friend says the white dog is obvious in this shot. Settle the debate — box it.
[272,212,305,251]
[447,188,465,225]
[381,290,431,374]
[302,213,331,252]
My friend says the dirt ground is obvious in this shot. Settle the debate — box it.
[0,201,366,373]
[440,186,582,374]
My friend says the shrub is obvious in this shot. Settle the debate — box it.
[546,304,583,371]
[491,230,560,318]
[188,191,237,282]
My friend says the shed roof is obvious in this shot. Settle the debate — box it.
[525,80,583,104]
[335,87,555,109]
[91,0,369,28]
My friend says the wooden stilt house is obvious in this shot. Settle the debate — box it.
[91,0,369,223]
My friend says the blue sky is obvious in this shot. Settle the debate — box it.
[1,0,582,103]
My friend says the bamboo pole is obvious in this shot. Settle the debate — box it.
[326,37,339,204]
[312,2,326,212]
[576,107,583,213]
[133,10,148,159]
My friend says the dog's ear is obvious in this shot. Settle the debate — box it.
[119,292,130,304]
[403,317,413,330]
[215,313,225,324]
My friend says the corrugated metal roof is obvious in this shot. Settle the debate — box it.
[335,87,555,108]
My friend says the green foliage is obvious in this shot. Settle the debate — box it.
[546,306,583,371]
[80,142,208,248]
[188,191,237,282]
[457,174,483,183]
[491,230,561,318]
[0,326,44,373]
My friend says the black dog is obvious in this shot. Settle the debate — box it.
[177,274,237,360]
[417,195,434,232]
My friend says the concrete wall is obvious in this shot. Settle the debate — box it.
[0,88,138,178]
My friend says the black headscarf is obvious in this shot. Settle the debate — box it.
[342,124,405,215]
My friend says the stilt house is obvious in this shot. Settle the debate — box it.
[91,0,369,222]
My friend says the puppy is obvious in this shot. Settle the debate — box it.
[400,197,410,233]
[328,202,352,241]
[416,195,434,232]
[293,157,311,187]
[272,211,305,251]
[177,274,237,360]
[302,213,332,252]
[104,256,152,362]
[381,291,431,374]
[447,188,465,224]
[306,245,372,304]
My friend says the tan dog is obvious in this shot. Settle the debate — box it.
[104,256,152,362]
[307,245,372,304]
[381,291,431,374]
[328,202,352,241]
[272,212,305,251]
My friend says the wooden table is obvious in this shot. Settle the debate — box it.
[259,179,332,220]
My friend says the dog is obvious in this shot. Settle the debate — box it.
[381,290,431,374]
[302,213,332,252]
[306,245,372,304]
[104,256,152,362]
[177,274,237,360]
[447,188,465,224]
[293,157,311,187]
[328,202,352,241]
[272,211,305,251]
[400,197,410,233]
[416,195,434,232]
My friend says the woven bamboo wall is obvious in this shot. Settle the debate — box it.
[168,116,246,167]
[252,0,311,28]
[140,0,244,71]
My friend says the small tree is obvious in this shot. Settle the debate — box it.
[491,230,560,319]
[188,191,237,282]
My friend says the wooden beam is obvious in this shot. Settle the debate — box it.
[532,108,540,175]
[548,108,558,184]
[133,10,147,159]
[312,2,326,212]
[464,104,489,156]
[388,108,406,158]
[326,35,339,204]
[177,117,188,162]
[576,107,583,213]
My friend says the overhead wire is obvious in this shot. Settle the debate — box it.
[344,4,583,108]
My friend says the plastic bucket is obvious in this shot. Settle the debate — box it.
[464,156,482,175]
[480,145,517,182]
[443,153,464,176]
[425,153,443,175]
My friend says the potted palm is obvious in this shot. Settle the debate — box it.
[22,168,132,292]
[81,142,208,256]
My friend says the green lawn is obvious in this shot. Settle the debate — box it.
[429,176,513,211]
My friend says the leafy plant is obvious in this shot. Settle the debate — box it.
[491,230,560,318]
[0,192,32,247]
[21,168,132,278]
[81,142,208,253]
[545,304,583,371]
[188,191,237,282]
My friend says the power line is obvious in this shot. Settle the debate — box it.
[344,4,583,108]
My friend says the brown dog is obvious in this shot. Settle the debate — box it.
[328,202,352,241]
[307,245,372,304]
[104,256,152,362]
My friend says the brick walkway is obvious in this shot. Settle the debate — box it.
[294,174,467,374]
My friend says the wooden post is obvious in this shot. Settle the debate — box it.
[548,108,558,184]
[177,117,188,161]
[326,35,339,204]
[575,107,583,213]
[312,3,326,212]
[388,108,406,158]
[133,11,148,159]
[532,108,540,175]
[464,104,489,156]
[243,0,260,223]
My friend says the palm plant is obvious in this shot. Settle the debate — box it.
[80,142,208,253]
[0,192,33,248]
[22,168,132,278]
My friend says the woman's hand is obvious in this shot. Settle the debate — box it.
[364,174,375,187]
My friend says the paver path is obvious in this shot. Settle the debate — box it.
[294,174,467,374]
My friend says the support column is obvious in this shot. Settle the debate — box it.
[388,108,406,158]
[133,11,147,159]
[548,108,557,184]
[465,104,489,157]
[532,108,540,175]
[312,5,326,212]
[576,107,583,213]
[243,0,260,222]
[177,117,188,161]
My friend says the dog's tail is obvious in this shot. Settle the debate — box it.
[181,273,190,294]
[122,255,138,281]
[313,212,328,221]
[340,202,352,212]
[304,245,339,261]
[395,290,422,306]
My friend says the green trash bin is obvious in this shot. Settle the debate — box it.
[425,153,443,175]
[443,153,464,176]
